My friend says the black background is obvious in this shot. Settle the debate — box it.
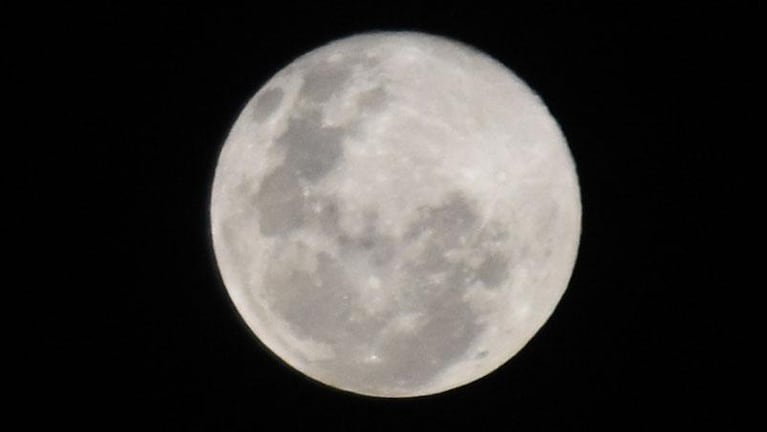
[22,2,756,430]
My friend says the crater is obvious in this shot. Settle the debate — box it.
[276,111,345,181]
[252,87,284,122]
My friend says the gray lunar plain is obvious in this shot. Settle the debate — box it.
[210,32,581,397]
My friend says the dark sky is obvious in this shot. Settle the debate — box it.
[23,2,756,430]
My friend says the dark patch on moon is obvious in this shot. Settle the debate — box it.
[368,235,396,266]
[316,283,484,393]
[252,87,284,122]
[264,251,389,345]
[253,108,347,237]
[251,54,391,239]
[476,252,510,288]
[406,192,479,249]
[220,218,251,277]
[404,194,511,289]
[307,196,342,235]
[276,111,345,181]
[357,86,389,113]
[403,193,480,297]
[264,252,355,343]
[300,60,353,102]
[334,209,397,267]
[252,167,305,236]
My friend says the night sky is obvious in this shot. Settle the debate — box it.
[22,3,756,430]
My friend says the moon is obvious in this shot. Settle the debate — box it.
[210,32,581,397]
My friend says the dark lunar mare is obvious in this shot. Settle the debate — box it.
[252,87,284,122]
[251,110,345,236]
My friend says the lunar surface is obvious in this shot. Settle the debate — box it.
[210,32,581,397]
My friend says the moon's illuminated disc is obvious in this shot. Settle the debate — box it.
[210,32,581,397]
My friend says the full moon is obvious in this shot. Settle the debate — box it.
[210,32,581,397]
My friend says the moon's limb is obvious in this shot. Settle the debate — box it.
[210,32,581,397]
